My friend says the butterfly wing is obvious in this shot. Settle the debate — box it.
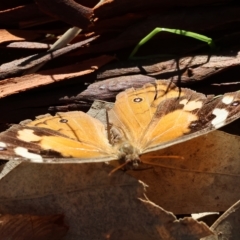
[109,80,240,154]
[0,111,118,163]
[1,81,240,163]
[108,81,182,143]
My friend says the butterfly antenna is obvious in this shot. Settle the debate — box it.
[166,78,182,99]
[108,161,129,176]
[142,155,184,166]
[153,83,158,100]
[106,109,112,145]
[175,58,182,96]
[150,155,184,159]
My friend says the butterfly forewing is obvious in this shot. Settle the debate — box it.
[108,83,157,144]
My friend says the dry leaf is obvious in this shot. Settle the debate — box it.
[0,162,212,239]
[130,130,240,214]
[0,214,67,240]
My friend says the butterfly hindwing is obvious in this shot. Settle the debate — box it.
[0,112,117,163]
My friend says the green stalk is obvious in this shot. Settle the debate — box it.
[129,27,215,59]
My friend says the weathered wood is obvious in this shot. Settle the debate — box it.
[35,0,93,28]
[0,4,53,28]
[0,36,97,79]
[96,53,240,83]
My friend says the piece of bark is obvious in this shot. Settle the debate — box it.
[0,1,31,11]
[35,0,94,29]
[0,55,114,99]
[97,53,240,80]
[93,0,232,18]
[86,12,147,36]
[0,4,54,28]
[0,29,43,44]
[76,74,156,101]
[5,41,52,49]
[0,36,97,79]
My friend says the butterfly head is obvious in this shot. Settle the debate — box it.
[118,142,141,169]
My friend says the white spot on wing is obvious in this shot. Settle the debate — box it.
[211,108,229,128]
[180,99,203,111]
[222,95,234,104]
[0,142,7,148]
[14,147,43,162]
[17,129,41,142]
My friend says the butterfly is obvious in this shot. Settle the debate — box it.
[0,80,239,169]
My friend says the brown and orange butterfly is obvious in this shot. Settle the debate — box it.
[0,80,240,168]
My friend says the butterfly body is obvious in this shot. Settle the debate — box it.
[0,80,240,167]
